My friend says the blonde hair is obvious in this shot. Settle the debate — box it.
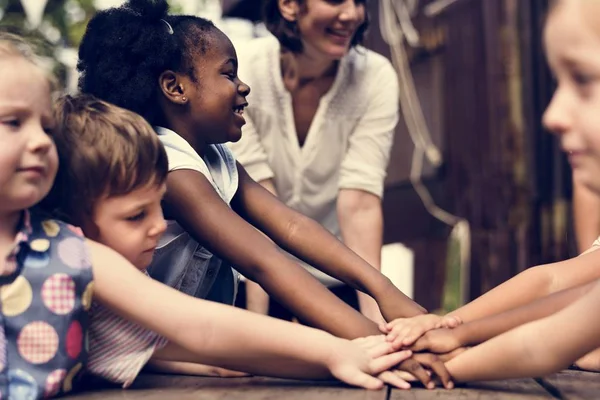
[0,31,58,91]
[41,94,168,226]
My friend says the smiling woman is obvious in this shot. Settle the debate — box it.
[228,0,400,324]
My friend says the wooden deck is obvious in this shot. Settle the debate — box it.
[65,369,598,399]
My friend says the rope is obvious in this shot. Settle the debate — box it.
[379,0,471,305]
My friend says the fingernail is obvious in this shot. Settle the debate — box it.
[447,382,454,390]
[427,382,435,389]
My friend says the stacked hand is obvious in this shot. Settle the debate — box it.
[372,314,467,389]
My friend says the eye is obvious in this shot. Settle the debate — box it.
[1,118,21,129]
[573,71,593,86]
[126,211,146,222]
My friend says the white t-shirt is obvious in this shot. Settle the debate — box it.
[228,35,399,241]
[149,127,239,303]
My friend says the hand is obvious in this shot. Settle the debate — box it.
[440,315,462,329]
[409,328,462,354]
[390,353,454,389]
[384,314,446,348]
[326,335,413,390]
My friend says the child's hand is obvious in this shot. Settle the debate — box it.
[326,335,413,390]
[383,314,448,348]
[409,328,462,354]
[379,353,454,390]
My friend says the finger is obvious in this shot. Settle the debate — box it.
[427,359,453,389]
[343,373,384,390]
[398,359,434,389]
[379,322,390,333]
[365,341,394,358]
[402,328,426,347]
[369,350,413,374]
[378,371,411,389]
[386,319,407,329]
[393,369,419,381]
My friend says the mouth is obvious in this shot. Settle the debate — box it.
[233,103,247,116]
[17,166,46,176]
[326,28,354,40]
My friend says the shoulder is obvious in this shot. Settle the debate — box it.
[30,212,85,241]
[236,35,278,66]
[344,47,398,88]
[213,143,238,174]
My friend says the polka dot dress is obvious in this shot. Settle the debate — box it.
[0,213,93,399]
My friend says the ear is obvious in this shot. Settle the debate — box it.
[158,70,188,105]
[278,0,300,22]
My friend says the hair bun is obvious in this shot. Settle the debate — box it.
[125,0,169,21]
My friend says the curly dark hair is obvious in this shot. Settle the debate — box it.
[77,0,216,124]
[263,0,370,53]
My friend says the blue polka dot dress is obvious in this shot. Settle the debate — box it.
[0,211,93,399]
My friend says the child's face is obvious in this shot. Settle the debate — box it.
[184,30,251,145]
[543,0,600,194]
[89,183,167,270]
[294,0,366,60]
[0,57,58,213]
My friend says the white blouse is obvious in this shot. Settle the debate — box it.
[229,35,399,240]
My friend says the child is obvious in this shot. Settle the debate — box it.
[76,0,453,388]
[396,0,600,382]
[43,94,246,384]
[0,30,415,398]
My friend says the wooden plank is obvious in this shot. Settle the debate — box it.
[540,369,600,400]
[65,375,389,400]
[389,379,553,399]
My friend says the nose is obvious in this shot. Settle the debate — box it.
[149,212,167,238]
[238,80,251,97]
[339,1,363,22]
[542,87,571,136]
[28,124,54,154]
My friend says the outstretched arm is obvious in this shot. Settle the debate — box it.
[233,165,425,321]
[445,279,600,382]
[446,249,600,323]
[338,189,386,324]
[410,282,595,354]
[163,169,380,339]
[87,239,411,388]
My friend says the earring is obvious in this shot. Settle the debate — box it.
[182,96,187,102]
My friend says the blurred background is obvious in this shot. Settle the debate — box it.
[0,0,571,313]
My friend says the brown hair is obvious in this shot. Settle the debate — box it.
[263,0,370,53]
[41,94,168,227]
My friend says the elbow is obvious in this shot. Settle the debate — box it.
[337,191,381,223]
[521,265,555,298]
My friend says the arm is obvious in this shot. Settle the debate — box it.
[87,239,410,387]
[411,282,595,354]
[164,169,380,339]
[445,279,600,382]
[233,165,425,321]
[575,347,600,371]
[147,357,248,378]
[337,189,385,323]
[447,249,600,323]
[245,179,277,315]
[573,177,600,253]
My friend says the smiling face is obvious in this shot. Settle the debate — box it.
[291,0,366,60]
[0,56,58,215]
[182,29,251,145]
[89,183,167,270]
[543,0,600,194]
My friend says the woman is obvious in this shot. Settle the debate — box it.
[229,0,399,323]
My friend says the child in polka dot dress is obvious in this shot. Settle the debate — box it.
[0,32,412,398]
